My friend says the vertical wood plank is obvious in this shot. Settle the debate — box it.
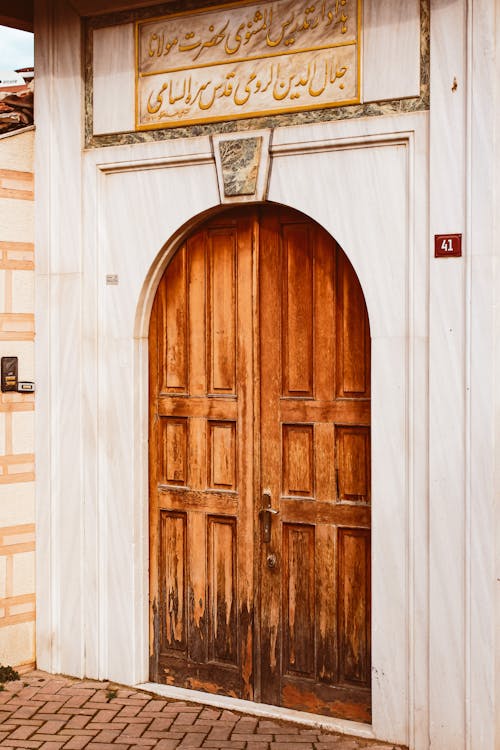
[208,516,237,665]
[163,245,188,393]
[208,230,236,394]
[315,423,335,502]
[188,231,207,397]
[338,528,371,686]
[283,524,315,677]
[187,511,207,664]
[313,226,336,402]
[282,223,313,397]
[316,524,337,682]
[188,417,207,491]
[159,511,187,652]
[336,251,370,398]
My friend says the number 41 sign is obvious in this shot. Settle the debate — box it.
[434,233,462,257]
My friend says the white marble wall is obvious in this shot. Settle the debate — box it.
[429,1,467,746]
[35,0,85,679]
[34,1,499,749]
[80,113,421,747]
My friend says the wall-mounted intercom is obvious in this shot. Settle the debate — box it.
[1,357,35,393]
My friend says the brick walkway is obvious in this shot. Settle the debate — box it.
[0,672,401,750]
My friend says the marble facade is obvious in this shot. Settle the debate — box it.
[34,1,499,749]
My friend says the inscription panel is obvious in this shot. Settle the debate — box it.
[136,0,360,129]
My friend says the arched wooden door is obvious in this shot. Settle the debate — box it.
[149,206,371,722]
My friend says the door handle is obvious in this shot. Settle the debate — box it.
[260,488,279,543]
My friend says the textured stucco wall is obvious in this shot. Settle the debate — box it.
[0,127,35,671]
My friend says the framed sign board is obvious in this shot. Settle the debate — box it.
[136,0,361,130]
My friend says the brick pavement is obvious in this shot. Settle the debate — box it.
[0,671,403,750]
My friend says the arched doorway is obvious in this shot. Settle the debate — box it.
[148,205,371,723]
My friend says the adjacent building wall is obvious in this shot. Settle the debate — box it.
[0,127,35,671]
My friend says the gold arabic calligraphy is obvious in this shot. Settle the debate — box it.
[136,0,359,129]
[146,55,349,119]
[147,1,349,63]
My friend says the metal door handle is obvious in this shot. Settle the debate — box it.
[260,488,279,543]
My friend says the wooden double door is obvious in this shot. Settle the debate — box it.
[149,206,371,722]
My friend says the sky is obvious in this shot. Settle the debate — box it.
[0,25,34,71]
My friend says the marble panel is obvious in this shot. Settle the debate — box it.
[48,272,84,678]
[363,0,420,102]
[213,129,271,203]
[98,336,136,682]
[80,158,100,680]
[467,4,498,747]
[370,335,408,745]
[93,23,135,135]
[97,162,218,338]
[35,0,57,674]
[34,0,85,680]
[428,1,467,747]
[219,138,262,197]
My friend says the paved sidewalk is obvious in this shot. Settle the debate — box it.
[0,671,401,750]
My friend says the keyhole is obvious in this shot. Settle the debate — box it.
[266,553,277,569]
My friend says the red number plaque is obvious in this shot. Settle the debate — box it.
[434,233,462,258]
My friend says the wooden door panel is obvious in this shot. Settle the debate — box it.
[336,251,371,398]
[208,421,237,491]
[336,426,371,503]
[338,528,371,687]
[282,424,314,497]
[207,516,238,664]
[159,510,187,653]
[160,418,188,486]
[259,207,371,722]
[208,230,237,394]
[150,215,254,700]
[161,245,188,394]
[151,206,371,720]
[281,679,371,721]
[282,223,314,396]
[282,523,316,677]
